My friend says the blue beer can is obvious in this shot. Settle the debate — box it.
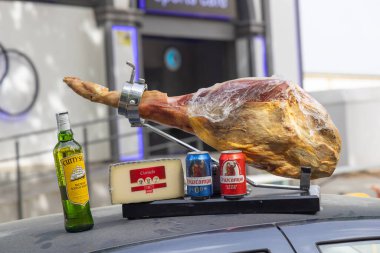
[186,151,213,200]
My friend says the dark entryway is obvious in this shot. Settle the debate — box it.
[142,36,236,156]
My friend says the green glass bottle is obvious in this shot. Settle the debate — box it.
[53,112,94,233]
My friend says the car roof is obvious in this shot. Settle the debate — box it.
[1,194,380,253]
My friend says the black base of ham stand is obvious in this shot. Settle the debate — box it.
[122,185,320,219]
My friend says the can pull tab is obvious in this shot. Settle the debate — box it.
[117,62,147,127]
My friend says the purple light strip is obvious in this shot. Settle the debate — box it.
[112,25,144,161]
[138,0,232,21]
[144,9,232,21]
[0,112,27,122]
[138,0,146,9]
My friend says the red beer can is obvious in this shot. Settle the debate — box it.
[219,150,247,199]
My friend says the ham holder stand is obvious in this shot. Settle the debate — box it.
[118,62,321,219]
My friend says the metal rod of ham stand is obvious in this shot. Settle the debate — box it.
[249,182,300,190]
[143,123,219,164]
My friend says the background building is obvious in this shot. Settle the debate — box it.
[0,0,302,165]
[0,0,379,222]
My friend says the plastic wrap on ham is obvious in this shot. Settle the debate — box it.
[184,78,341,179]
[63,76,341,179]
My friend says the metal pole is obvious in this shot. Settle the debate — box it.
[143,127,150,158]
[83,127,91,196]
[247,37,256,77]
[15,140,22,219]
[196,138,203,152]
[104,20,120,162]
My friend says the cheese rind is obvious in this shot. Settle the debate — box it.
[109,159,184,204]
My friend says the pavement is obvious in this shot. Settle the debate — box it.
[313,170,380,197]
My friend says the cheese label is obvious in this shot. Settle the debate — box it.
[61,153,89,206]
[130,166,167,193]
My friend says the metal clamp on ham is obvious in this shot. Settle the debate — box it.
[118,62,147,127]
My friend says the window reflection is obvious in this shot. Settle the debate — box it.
[319,239,380,253]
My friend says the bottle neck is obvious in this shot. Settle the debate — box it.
[56,112,73,142]
[58,129,74,142]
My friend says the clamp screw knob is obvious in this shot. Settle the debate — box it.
[138,78,146,84]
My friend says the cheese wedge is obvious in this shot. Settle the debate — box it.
[109,159,185,204]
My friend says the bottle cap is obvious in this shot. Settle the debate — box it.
[56,112,70,131]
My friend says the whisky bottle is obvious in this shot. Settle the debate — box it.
[53,112,94,232]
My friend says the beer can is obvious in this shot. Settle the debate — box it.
[186,151,213,200]
[219,150,247,199]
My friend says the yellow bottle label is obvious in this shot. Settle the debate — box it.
[61,153,89,206]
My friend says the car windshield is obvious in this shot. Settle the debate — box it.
[319,239,380,253]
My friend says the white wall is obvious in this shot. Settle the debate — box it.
[300,0,380,75]
[299,0,380,171]
[0,1,110,168]
[268,0,302,84]
[312,86,380,173]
